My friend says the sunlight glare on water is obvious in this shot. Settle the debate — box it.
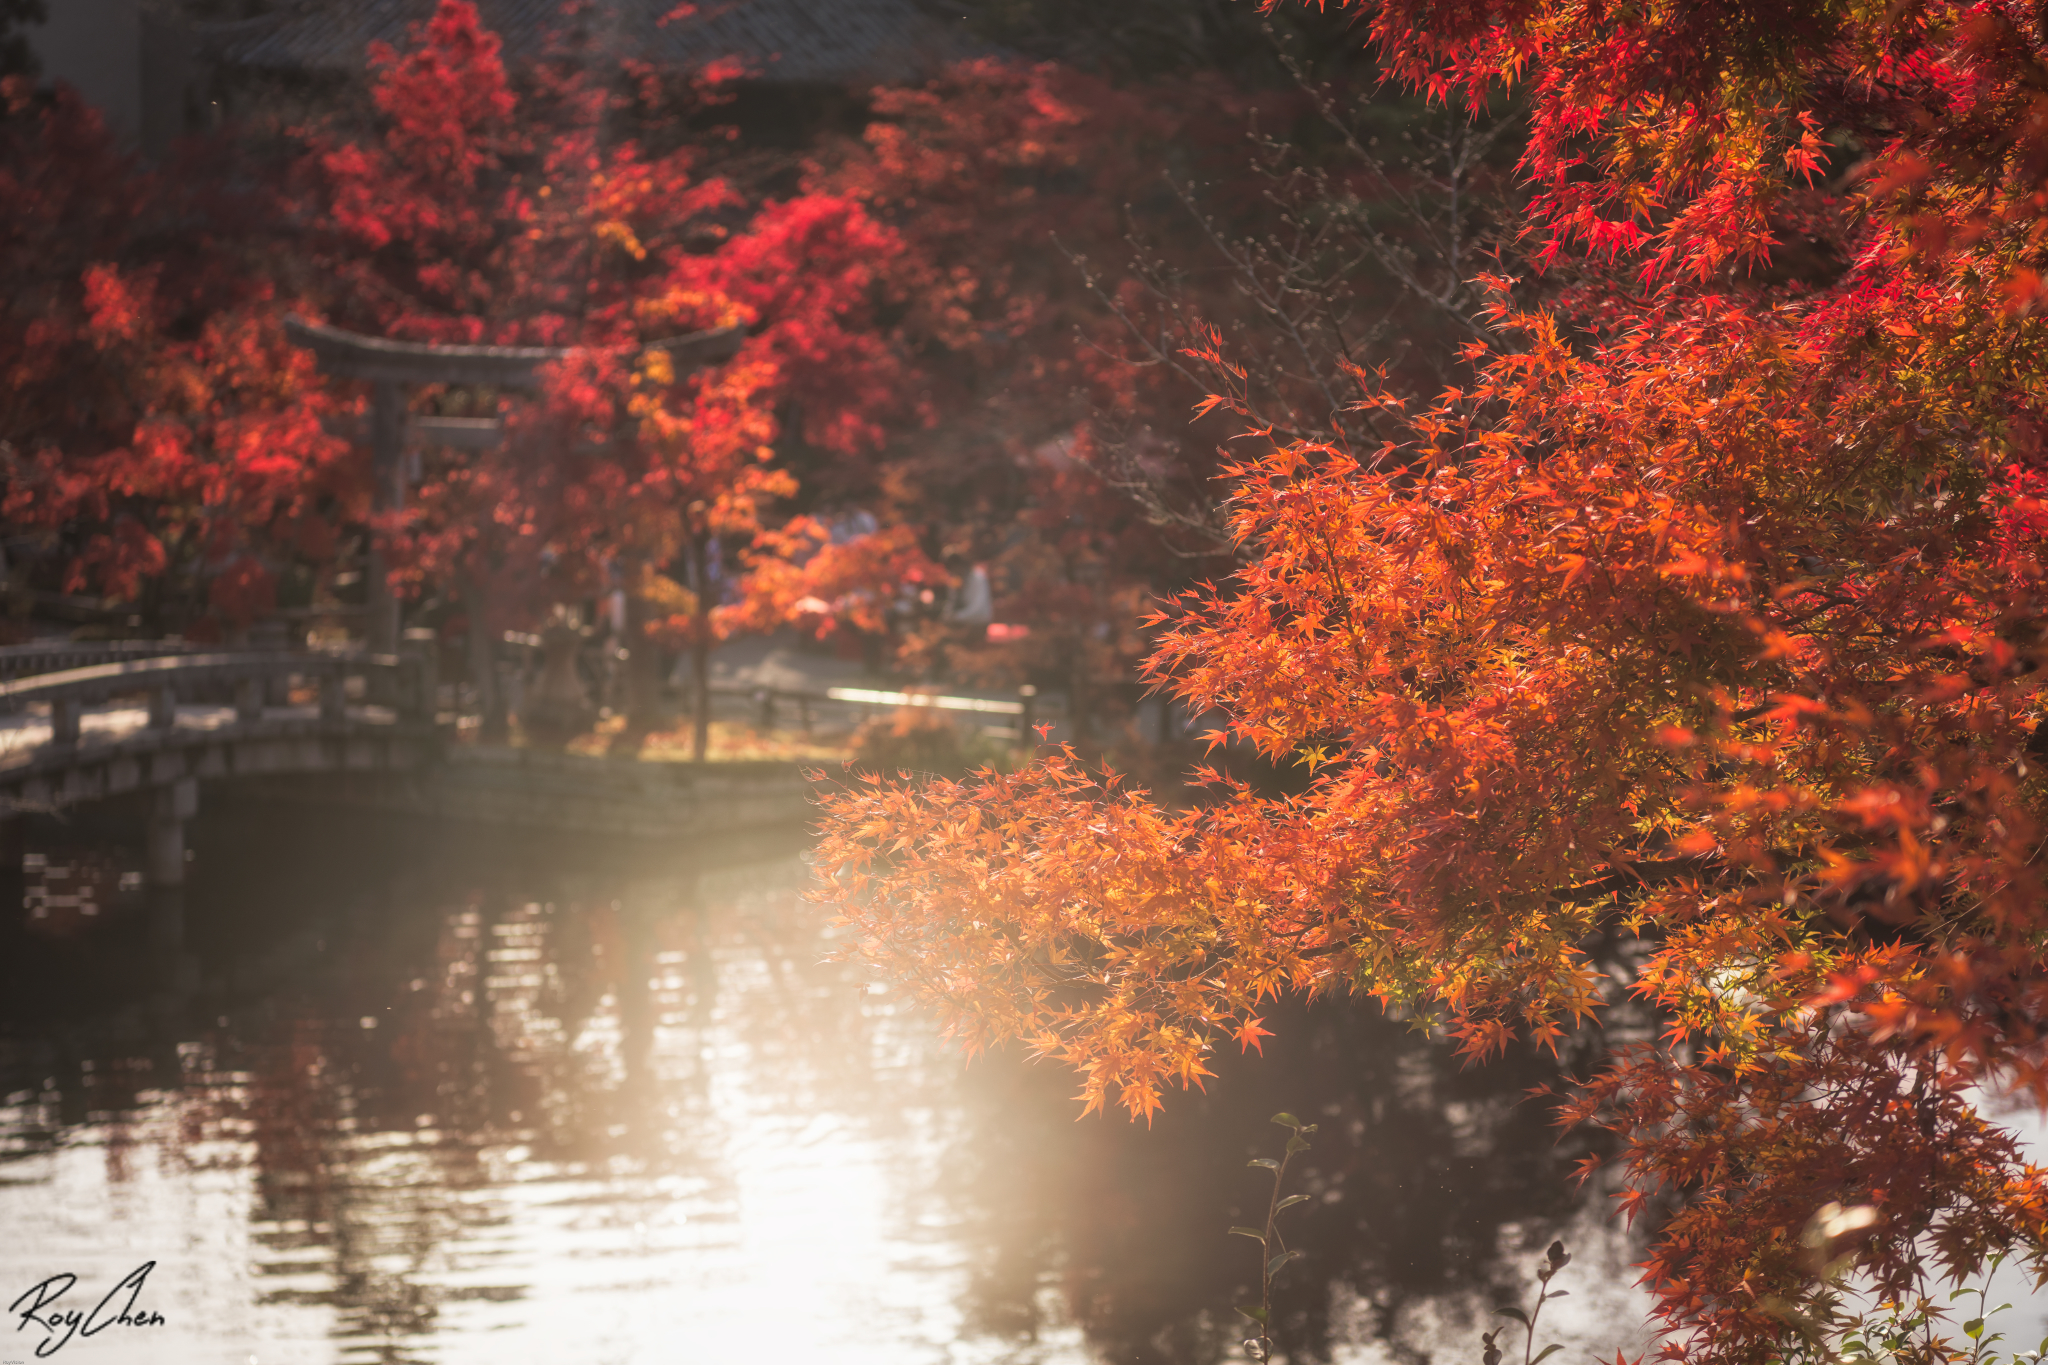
[0,851,1096,1365]
[0,822,1652,1365]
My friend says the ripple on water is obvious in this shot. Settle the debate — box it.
[0,829,1655,1364]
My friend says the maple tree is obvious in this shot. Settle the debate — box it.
[0,76,351,640]
[798,31,1534,756]
[0,0,1516,743]
[816,0,2048,1358]
[283,0,932,751]
[796,58,1233,725]
[0,0,943,733]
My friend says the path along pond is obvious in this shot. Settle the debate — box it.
[0,800,1658,1365]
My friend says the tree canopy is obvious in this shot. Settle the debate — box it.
[815,0,2048,1357]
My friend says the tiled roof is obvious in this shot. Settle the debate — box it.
[199,0,981,85]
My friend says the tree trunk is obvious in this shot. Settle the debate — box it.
[365,380,405,655]
[462,572,505,743]
[615,560,670,756]
[687,528,711,762]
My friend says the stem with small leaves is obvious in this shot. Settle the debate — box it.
[1484,1240,1571,1365]
[1231,1111,1317,1364]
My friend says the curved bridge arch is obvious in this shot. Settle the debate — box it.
[0,648,814,887]
[0,650,435,885]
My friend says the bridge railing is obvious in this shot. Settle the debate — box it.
[690,681,1037,740]
[0,650,431,747]
[0,639,202,680]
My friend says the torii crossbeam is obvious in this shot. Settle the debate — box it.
[284,317,744,653]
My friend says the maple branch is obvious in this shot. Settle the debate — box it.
[1273,43,1515,350]
[1293,856,1729,961]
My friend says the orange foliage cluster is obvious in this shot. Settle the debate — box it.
[816,0,2048,1355]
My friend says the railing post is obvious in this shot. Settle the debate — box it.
[798,692,812,736]
[1018,684,1037,743]
[320,665,347,723]
[149,683,176,730]
[400,626,438,723]
[49,696,79,747]
[366,379,406,656]
[148,777,197,888]
[485,657,515,743]
[235,673,264,723]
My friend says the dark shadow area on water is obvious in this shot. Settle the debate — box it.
[945,997,1625,1365]
[0,797,1641,1365]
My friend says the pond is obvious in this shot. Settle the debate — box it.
[0,801,1656,1365]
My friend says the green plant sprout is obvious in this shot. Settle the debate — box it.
[1764,1205,2048,1365]
[1484,1239,1572,1365]
[1231,1111,1317,1363]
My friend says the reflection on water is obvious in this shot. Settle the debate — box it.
[0,807,1651,1364]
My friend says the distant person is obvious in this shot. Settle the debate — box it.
[947,562,992,627]
[832,508,879,544]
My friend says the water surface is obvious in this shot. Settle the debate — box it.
[0,804,1653,1364]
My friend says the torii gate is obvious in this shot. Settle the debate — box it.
[283,317,744,655]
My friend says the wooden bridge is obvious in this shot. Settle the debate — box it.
[0,647,812,889]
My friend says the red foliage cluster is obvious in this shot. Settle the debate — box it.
[0,78,350,636]
[2,0,936,665]
[291,3,927,665]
